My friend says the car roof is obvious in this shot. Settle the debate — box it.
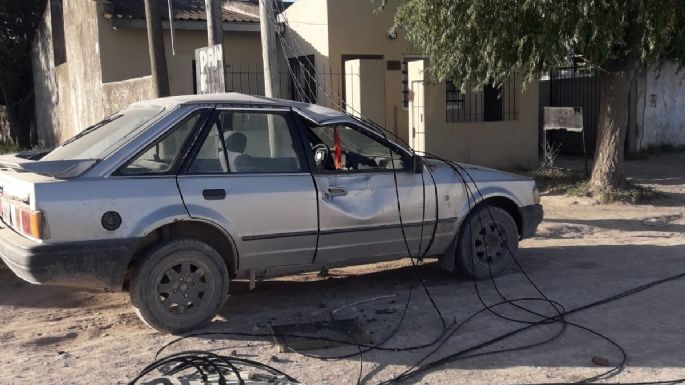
[133,92,358,125]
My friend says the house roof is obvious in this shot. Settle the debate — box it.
[104,0,260,23]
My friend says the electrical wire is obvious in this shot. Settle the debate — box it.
[145,4,685,385]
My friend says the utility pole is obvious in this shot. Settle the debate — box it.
[260,0,281,157]
[144,0,170,97]
[260,0,280,98]
[205,0,224,46]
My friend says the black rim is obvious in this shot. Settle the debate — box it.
[154,260,213,316]
[472,217,508,265]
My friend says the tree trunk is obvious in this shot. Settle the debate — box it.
[588,70,633,196]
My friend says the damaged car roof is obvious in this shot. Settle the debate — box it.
[136,93,358,126]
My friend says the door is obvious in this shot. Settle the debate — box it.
[410,79,425,153]
[177,109,318,270]
[303,122,434,265]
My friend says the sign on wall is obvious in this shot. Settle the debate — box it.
[195,45,225,94]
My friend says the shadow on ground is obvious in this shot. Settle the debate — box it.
[151,242,685,384]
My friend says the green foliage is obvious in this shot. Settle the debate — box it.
[0,141,18,154]
[532,167,659,204]
[531,167,588,195]
[0,0,45,78]
[598,181,660,204]
[392,0,685,89]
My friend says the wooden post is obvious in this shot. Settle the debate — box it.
[260,0,280,98]
[260,0,281,156]
[144,0,170,97]
[205,0,224,46]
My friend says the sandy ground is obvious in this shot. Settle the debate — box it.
[1,153,684,385]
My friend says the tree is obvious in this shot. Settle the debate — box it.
[392,0,685,198]
[0,0,45,147]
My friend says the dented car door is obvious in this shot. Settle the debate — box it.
[306,123,431,264]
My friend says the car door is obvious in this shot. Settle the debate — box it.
[177,108,318,270]
[303,121,435,265]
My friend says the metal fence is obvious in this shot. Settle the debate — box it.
[539,65,599,155]
[446,77,518,123]
[222,64,350,111]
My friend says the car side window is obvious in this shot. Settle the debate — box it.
[188,124,227,174]
[119,112,202,176]
[308,124,405,172]
[191,111,303,174]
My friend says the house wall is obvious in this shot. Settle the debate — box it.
[635,62,685,149]
[33,0,263,147]
[422,76,540,170]
[279,0,331,101]
[33,0,109,147]
[98,20,263,96]
[327,0,417,142]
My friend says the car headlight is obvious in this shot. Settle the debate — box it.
[533,186,541,204]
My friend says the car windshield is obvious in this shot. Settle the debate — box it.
[41,106,165,161]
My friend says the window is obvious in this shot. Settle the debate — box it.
[289,55,316,103]
[43,106,164,161]
[307,124,405,172]
[188,111,303,174]
[188,124,225,174]
[51,0,67,66]
[119,113,202,175]
[446,79,518,123]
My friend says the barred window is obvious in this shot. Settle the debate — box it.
[446,79,518,123]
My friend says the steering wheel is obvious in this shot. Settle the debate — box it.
[312,143,331,171]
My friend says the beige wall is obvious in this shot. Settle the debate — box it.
[33,1,262,147]
[279,0,331,102]
[98,20,263,96]
[420,75,540,170]
[283,0,540,170]
[344,59,386,126]
[327,0,417,142]
[33,0,109,147]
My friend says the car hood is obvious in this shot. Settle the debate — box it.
[425,158,532,183]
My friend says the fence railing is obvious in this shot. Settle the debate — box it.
[446,77,519,123]
[223,64,351,111]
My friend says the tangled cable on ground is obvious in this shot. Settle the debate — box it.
[134,2,685,385]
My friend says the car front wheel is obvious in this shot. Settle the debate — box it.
[456,205,519,280]
[129,238,229,334]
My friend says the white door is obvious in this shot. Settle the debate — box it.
[410,79,425,153]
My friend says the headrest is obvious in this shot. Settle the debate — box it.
[225,131,247,153]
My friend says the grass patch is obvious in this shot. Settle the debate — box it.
[531,167,589,196]
[532,168,661,204]
[0,142,18,154]
[596,181,661,204]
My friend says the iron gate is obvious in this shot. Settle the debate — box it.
[539,66,600,156]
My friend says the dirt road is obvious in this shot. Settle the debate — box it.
[1,153,684,385]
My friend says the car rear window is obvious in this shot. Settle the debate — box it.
[42,106,164,161]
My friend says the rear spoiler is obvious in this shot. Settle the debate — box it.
[0,154,97,179]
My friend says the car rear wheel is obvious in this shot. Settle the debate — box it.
[455,205,519,280]
[130,239,229,334]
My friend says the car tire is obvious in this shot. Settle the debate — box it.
[129,238,229,334]
[455,205,519,280]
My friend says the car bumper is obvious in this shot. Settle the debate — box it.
[519,204,543,239]
[0,221,136,290]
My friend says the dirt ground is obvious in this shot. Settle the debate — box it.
[1,153,684,385]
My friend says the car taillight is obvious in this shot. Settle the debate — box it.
[14,206,43,239]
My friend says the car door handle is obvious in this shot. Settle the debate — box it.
[326,186,347,198]
[203,189,226,200]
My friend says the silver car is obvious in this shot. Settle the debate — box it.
[0,93,542,333]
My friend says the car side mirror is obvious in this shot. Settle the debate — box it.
[412,155,424,173]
